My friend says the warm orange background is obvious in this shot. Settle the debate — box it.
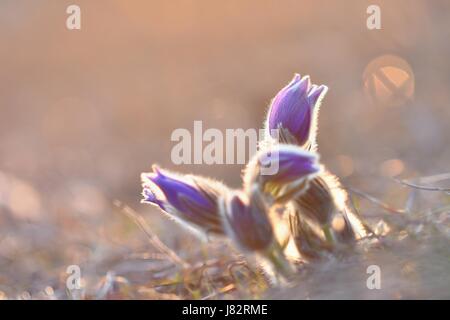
[0,0,449,296]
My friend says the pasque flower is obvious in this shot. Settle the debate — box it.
[288,205,330,260]
[220,190,273,251]
[262,74,366,256]
[140,70,370,280]
[244,144,320,203]
[288,170,366,258]
[293,175,335,226]
[265,74,328,149]
[219,188,294,278]
[141,165,229,237]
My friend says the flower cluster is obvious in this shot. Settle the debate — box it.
[141,73,367,280]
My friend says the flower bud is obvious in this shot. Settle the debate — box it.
[141,165,229,237]
[289,172,362,258]
[294,175,335,226]
[220,190,273,251]
[220,188,294,279]
[244,144,320,203]
[266,74,328,149]
[288,206,332,260]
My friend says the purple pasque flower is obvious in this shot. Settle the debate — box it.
[244,144,321,203]
[258,144,320,184]
[220,188,295,278]
[266,74,328,148]
[141,165,229,236]
[220,189,274,251]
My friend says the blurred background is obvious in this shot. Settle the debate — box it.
[0,0,449,299]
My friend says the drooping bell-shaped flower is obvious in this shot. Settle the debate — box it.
[141,165,229,237]
[243,144,320,203]
[219,188,294,278]
[220,190,274,251]
[265,74,328,149]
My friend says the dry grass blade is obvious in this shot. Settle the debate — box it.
[404,189,418,213]
[201,284,236,300]
[393,178,450,193]
[345,186,406,214]
[114,200,190,269]
[411,172,450,184]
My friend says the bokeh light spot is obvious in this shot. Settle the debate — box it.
[380,158,405,177]
[363,55,415,107]
[335,154,354,177]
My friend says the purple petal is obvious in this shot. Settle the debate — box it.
[308,84,328,106]
[267,74,328,146]
[259,145,320,183]
[148,168,214,215]
[222,192,273,251]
